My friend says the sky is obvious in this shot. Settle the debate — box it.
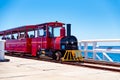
[0,0,120,41]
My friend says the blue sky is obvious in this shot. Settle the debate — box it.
[0,0,120,41]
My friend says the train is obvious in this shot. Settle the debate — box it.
[0,22,78,60]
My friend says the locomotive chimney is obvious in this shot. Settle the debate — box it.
[67,24,71,37]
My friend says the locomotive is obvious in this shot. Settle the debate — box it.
[0,22,78,60]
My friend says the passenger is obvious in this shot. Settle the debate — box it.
[17,34,25,40]
[2,36,6,40]
[43,27,51,37]
[20,34,25,39]
[30,35,34,38]
[43,30,46,36]
[17,33,20,39]
[43,26,46,36]
[11,35,15,39]
[6,37,10,40]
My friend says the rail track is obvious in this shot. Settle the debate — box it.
[5,53,120,73]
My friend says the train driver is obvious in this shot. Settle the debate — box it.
[43,30,46,36]
[43,26,46,36]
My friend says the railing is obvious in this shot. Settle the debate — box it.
[79,39,120,63]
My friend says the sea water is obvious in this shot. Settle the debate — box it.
[80,46,120,63]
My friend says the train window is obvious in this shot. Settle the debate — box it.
[54,27,60,37]
[11,33,17,39]
[18,32,25,39]
[28,31,34,38]
[38,29,44,36]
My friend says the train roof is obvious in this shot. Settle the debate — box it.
[0,22,64,35]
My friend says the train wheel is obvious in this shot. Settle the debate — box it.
[54,51,61,61]
[9,52,13,56]
[36,51,41,58]
[20,53,24,57]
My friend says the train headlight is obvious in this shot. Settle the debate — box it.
[71,41,74,44]
[66,41,68,44]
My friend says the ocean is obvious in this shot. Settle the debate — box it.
[80,46,120,63]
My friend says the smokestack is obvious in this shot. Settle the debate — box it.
[67,24,71,37]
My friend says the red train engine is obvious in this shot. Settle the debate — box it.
[0,22,78,60]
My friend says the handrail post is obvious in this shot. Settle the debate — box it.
[79,42,81,50]
[84,42,88,59]
[103,52,105,61]
[93,42,97,60]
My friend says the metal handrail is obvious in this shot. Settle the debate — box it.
[79,39,120,62]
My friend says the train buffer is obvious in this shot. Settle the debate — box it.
[61,50,84,62]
